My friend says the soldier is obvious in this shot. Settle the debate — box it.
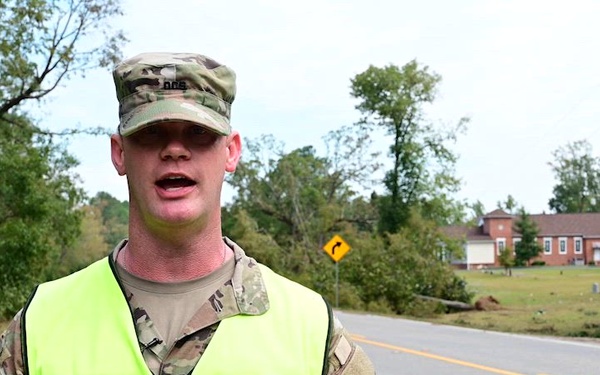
[0,52,375,374]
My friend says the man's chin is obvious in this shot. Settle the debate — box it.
[149,205,205,227]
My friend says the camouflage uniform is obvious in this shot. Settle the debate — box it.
[0,238,374,374]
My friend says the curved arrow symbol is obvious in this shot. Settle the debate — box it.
[332,241,341,255]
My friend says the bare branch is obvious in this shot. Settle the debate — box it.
[0,0,125,127]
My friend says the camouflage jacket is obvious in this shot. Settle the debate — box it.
[0,238,374,375]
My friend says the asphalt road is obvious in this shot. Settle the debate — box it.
[335,310,600,375]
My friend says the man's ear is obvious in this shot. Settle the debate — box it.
[110,134,127,176]
[225,131,242,173]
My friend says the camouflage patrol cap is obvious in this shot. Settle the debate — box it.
[113,52,236,136]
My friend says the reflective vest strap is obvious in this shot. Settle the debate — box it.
[193,265,330,375]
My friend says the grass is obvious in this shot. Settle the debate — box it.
[429,266,600,338]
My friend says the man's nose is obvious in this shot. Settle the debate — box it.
[160,137,191,160]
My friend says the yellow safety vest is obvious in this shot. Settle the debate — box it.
[22,257,331,375]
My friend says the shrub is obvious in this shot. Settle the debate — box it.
[403,298,446,317]
[365,298,394,314]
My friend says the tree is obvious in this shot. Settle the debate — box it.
[224,127,472,316]
[418,193,469,226]
[343,209,472,314]
[514,208,543,266]
[221,208,285,274]
[227,126,380,251]
[0,0,127,132]
[90,191,129,246]
[56,204,110,275]
[498,246,514,276]
[0,0,126,318]
[0,117,84,318]
[548,140,600,213]
[465,200,486,225]
[497,194,520,214]
[350,60,468,234]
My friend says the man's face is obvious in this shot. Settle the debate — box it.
[110,121,241,230]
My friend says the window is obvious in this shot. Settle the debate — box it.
[497,238,506,255]
[559,237,567,254]
[512,238,521,255]
[575,237,583,254]
[544,237,552,255]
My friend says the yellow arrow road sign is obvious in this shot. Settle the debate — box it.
[323,234,351,262]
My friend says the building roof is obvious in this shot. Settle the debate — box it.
[483,209,512,219]
[441,225,492,241]
[444,211,600,241]
[527,212,600,237]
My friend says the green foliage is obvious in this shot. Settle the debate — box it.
[548,140,600,213]
[418,192,469,226]
[350,60,468,233]
[514,208,543,266]
[224,63,472,316]
[365,298,394,314]
[341,210,472,314]
[0,118,83,318]
[389,218,471,306]
[497,194,520,214]
[222,207,284,272]
[90,191,128,246]
[498,246,515,275]
[371,194,403,235]
[403,298,446,318]
[225,122,472,317]
[328,281,365,310]
[227,129,379,251]
[0,0,126,123]
[0,0,126,318]
[232,143,331,248]
[226,192,472,316]
[337,233,392,307]
[465,200,486,225]
[58,205,111,274]
[47,192,128,277]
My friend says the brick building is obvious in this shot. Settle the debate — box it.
[443,209,600,269]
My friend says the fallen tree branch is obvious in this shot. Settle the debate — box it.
[415,295,475,311]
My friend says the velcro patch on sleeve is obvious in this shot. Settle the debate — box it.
[333,335,353,366]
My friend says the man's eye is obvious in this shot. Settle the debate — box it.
[129,125,162,145]
[191,126,207,135]
[145,126,159,135]
[189,126,217,146]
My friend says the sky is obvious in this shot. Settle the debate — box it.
[39,0,600,215]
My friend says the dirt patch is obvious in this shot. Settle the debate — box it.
[475,295,501,311]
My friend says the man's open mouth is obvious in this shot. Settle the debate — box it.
[156,176,196,191]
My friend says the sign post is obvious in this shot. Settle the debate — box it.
[322,234,351,307]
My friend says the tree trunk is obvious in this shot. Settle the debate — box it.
[415,295,475,311]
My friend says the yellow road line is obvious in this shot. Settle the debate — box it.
[351,335,526,375]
